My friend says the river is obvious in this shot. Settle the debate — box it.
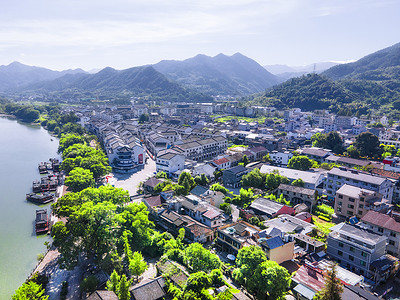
[0,117,59,299]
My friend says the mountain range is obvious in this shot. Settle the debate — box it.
[250,42,400,116]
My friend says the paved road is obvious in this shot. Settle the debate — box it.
[111,156,156,196]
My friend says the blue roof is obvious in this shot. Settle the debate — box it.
[190,185,209,197]
[293,283,316,300]
[263,236,284,250]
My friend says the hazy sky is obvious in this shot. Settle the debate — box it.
[0,0,399,71]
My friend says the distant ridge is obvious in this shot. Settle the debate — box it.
[154,53,278,96]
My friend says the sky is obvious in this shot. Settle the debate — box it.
[0,0,399,71]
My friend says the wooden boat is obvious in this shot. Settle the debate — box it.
[26,192,55,204]
[35,209,49,234]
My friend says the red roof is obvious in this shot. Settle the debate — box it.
[371,168,400,180]
[361,210,400,233]
[293,265,325,292]
[202,209,221,219]
[213,157,229,165]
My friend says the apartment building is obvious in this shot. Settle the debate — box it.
[326,168,394,201]
[361,211,400,257]
[334,184,392,219]
[172,136,227,161]
[327,223,387,276]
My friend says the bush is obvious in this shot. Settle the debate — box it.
[80,275,99,293]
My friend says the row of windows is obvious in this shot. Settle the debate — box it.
[337,250,367,266]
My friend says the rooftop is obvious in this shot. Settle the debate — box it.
[361,210,400,233]
[328,168,387,185]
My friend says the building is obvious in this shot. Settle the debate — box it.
[334,184,392,219]
[326,223,387,276]
[222,165,249,188]
[156,152,185,176]
[248,146,268,161]
[259,236,294,264]
[249,197,295,218]
[212,157,231,170]
[361,210,400,257]
[299,147,331,164]
[277,184,317,210]
[130,277,166,300]
[172,136,227,161]
[260,165,325,191]
[264,214,314,235]
[326,168,394,201]
[269,150,293,166]
[216,221,260,255]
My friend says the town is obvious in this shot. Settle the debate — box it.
[18,100,400,300]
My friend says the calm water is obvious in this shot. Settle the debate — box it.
[0,117,59,299]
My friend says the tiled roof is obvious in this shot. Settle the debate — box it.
[143,177,163,188]
[261,236,284,250]
[144,195,162,207]
[292,265,325,292]
[130,277,166,300]
[361,210,400,233]
[213,157,229,165]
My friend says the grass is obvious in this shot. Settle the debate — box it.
[213,115,267,123]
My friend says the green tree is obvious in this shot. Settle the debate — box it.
[178,171,196,193]
[354,132,381,158]
[194,174,209,186]
[242,154,249,166]
[345,145,360,158]
[64,167,95,192]
[58,134,85,153]
[185,243,222,273]
[12,281,48,300]
[220,203,232,215]
[210,183,229,194]
[129,251,148,280]
[326,131,344,154]
[241,168,264,188]
[311,132,327,148]
[106,270,120,293]
[262,153,272,163]
[156,171,168,179]
[287,155,314,171]
[139,114,149,123]
[117,275,131,300]
[46,120,57,131]
[265,171,290,190]
[291,178,305,187]
[315,263,343,300]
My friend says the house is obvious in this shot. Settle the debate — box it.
[291,264,325,300]
[295,212,312,223]
[248,146,268,161]
[264,214,314,235]
[260,165,325,192]
[326,223,387,276]
[222,165,249,188]
[334,184,392,219]
[212,157,231,170]
[216,221,260,255]
[143,178,163,194]
[249,197,295,218]
[326,167,394,201]
[192,163,216,180]
[277,184,317,210]
[259,236,294,264]
[156,151,185,176]
[269,150,293,166]
[361,210,400,257]
[87,291,118,300]
[130,277,166,300]
[292,233,325,253]
[298,147,331,164]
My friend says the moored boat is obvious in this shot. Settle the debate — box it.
[35,209,49,234]
[26,192,55,204]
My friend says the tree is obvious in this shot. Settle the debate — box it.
[210,183,229,194]
[58,134,85,153]
[194,173,209,186]
[242,154,249,166]
[311,132,327,148]
[12,281,48,300]
[185,243,222,273]
[315,263,343,300]
[287,155,314,171]
[265,171,290,190]
[345,145,360,158]
[46,120,57,131]
[354,132,381,158]
[178,171,196,193]
[262,153,272,163]
[64,167,95,192]
[129,251,148,280]
[156,171,168,179]
[117,275,131,300]
[139,114,149,123]
[291,178,305,187]
[220,203,232,215]
[241,168,264,188]
[106,269,120,293]
[326,131,344,154]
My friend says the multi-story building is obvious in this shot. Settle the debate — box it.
[156,151,185,176]
[298,147,331,164]
[172,136,227,161]
[269,150,293,166]
[334,184,392,219]
[327,223,387,276]
[361,211,400,257]
[222,165,249,188]
[326,167,394,201]
[277,184,317,210]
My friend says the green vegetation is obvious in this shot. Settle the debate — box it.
[64,167,95,192]
[214,115,267,123]
[311,131,344,153]
[315,263,343,300]
[311,219,335,242]
[291,178,305,187]
[233,246,291,299]
[194,173,209,186]
[210,183,229,194]
[12,281,48,300]
[287,155,317,171]
[354,132,382,159]
[313,204,334,222]
[219,203,232,215]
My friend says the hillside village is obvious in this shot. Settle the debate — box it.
[42,100,400,299]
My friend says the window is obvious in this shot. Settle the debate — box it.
[337,207,341,212]
[338,250,343,256]
[348,204,354,209]
[347,210,353,215]
[389,240,395,246]
[360,197,364,202]
[378,227,384,233]
[336,181,341,185]
[338,194,343,199]
[360,260,366,266]
[338,201,343,206]
[391,231,397,237]
[358,211,363,215]
[359,204,364,209]
[350,247,355,252]
[361,251,367,257]
[349,255,354,261]
[339,242,344,248]
[349,198,355,203]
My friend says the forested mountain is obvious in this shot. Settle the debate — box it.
[154,53,278,96]
[21,65,213,102]
[0,61,86,91]
[323,42,400,80]
[249,42,400,116]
